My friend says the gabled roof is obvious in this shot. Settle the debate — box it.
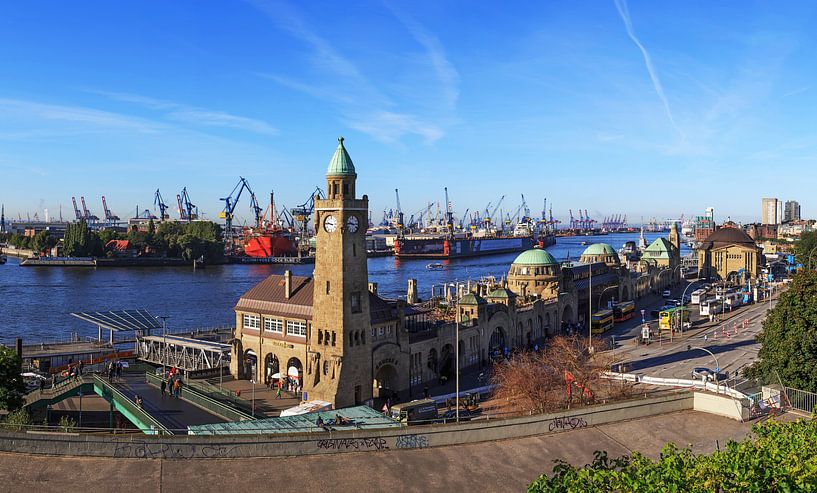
[326,136,356,176]
[235,274,315,320]
[235,273,398,323]
[643,237,675,259]
[460,292,487,305]
[699,227,757,250]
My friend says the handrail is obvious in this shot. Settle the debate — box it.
[91,374,170,435]
[144,373,254,422]
[187,379,253,412]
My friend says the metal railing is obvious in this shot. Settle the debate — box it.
[92,374,170,435]
[187,379,253,413]
[144,372,254,422]
[783,387,817,414]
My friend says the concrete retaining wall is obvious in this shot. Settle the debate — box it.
[0,392,694,459]
[693,392,748,421]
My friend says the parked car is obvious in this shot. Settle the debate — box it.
[662,289,672,298]
[691,367,727,381]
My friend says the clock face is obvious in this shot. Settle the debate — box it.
[324,215,337,233]
[347,215,359,233]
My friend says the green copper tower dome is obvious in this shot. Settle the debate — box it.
[326,136,356,176]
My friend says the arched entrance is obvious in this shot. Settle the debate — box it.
[561,305,574,325]
[244,349,257,381]
[286,357,303,393]
[264,353,279,386]
[489,327,507,360]
[427,348,438,376]
[440,344,454,379]
[373,363,398,399]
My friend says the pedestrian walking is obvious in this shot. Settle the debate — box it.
[108,363,115,382]
[173,379,181,398]
[276,386,282,399]
[160,379,167,397]
[116,361,122,379]
[79,360,84,375]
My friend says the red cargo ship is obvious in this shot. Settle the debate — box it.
[243,230,298,257]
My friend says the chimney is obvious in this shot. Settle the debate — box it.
[284,270,292,299]
[368,282,378,295]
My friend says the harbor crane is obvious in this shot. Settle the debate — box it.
[101,196,119,227]
[220,177,263,250]
[80,197,99,222]
[443,187,455,232]
[484,195,505,229]
[176,187,198,222]
[395,188,404,231]
[153,189,170,221]
[71,197,83,221]
[290,186,325,256]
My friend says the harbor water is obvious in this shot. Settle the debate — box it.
[0,232,689,343]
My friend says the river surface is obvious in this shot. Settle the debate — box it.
[0,232,689,343]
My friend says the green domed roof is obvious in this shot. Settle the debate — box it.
[326,136,356,176]
[581,243,617,257]
[486,287,515,299]
[460,292,486,305]
[512,249,558,266]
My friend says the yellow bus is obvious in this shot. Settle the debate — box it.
[613,301,635,322]
[658,307,690,332]
[591,309,614,334]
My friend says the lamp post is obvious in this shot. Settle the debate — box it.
[687,345,721,393]
[455,298,460,423]
[806,245,817,270]
[251,379,256,418]
[597,285,619,311]
[158,316,170,376]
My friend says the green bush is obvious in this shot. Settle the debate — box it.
[57,415,76,433]
[3,409,33,432]
[529,418,817,492]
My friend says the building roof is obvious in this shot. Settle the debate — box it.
[512,248,558,266]
[235,273,397,323]
[699,226,757,250]
[581,243,618,257]
[643,237,675,259]
[486,287,515,299]
[105,239,132,251]
[326,136,356,176]
[459,292,487,305]
[187,405,399,435]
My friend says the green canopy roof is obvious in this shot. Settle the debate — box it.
[486,288,515,299]
[327,136,356,176]
[512,249,558,266]
[581,243,617,257]
[460,292,487,305]
[644,237,675,259]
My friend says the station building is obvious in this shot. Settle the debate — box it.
[697,225,763,280]
[230,137,678,408]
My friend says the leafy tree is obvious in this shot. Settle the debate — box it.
[795,230,817,268]
[3,409,32,432]
[530,418,817,492]
[30,230,57,254]
[0,346,26,412]
[745,270,817,391]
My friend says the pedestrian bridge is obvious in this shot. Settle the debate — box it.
[136,334,230,377]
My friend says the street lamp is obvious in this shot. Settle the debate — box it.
[659,264,685,290]
[687,345,721,393]
[680,279,706,308]
[597,285,619,311]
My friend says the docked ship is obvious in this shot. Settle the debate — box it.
[243,229,298,257]
[394,220,554,259]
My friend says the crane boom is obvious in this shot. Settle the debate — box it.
[154,189,169,221]
[71,197,83,221]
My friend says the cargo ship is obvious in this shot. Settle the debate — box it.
[394,222,554,259]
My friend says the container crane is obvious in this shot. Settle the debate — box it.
[71,197,83,221]
[219,177,263,250]
[101,196,119,227]
[290,186,325,256]
[80,196,99,222]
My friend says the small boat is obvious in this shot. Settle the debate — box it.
[580,241,589,246]
[426,262,445,270]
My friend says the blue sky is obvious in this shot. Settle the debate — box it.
[1,1,815,226]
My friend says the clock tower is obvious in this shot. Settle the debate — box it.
[306,137,372,407]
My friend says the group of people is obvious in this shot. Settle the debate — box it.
[159,368,183,398]
[315,413,353,431]
[107,361,124,382]
[266,376,301,398]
